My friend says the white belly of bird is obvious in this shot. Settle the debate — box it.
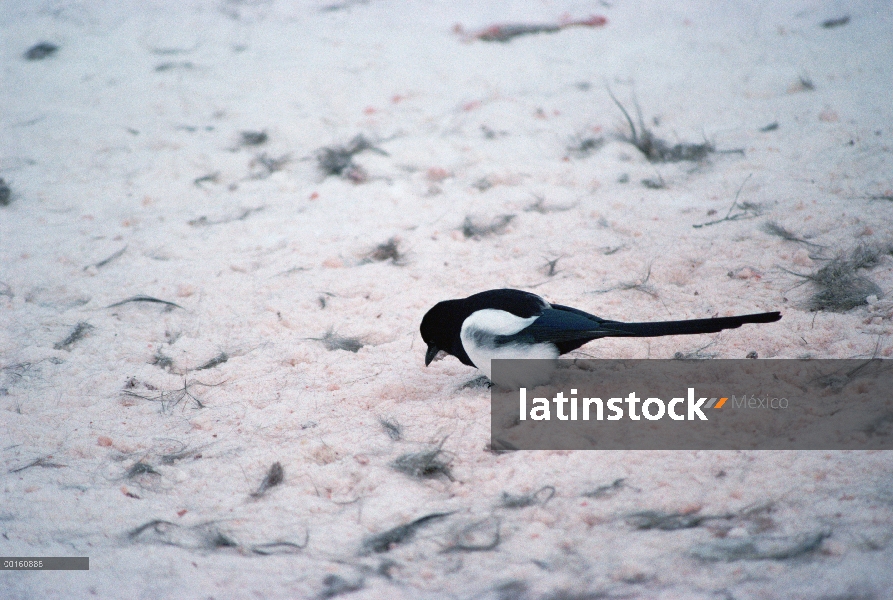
[459,309,559,380]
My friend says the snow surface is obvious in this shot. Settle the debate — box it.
[2,0,892,598]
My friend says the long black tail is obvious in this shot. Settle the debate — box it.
[599,312,781,337]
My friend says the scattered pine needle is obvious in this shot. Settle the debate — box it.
[107,295,183,310]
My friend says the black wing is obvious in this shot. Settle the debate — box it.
[463,289,549,318]
[495,307,626,347]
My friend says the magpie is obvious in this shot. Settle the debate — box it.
[420,289,781,380]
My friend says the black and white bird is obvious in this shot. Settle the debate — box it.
[420,289,781,380]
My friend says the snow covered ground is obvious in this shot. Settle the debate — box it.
[2,1,892,598]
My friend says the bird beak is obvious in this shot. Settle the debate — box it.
[425,344,440,367]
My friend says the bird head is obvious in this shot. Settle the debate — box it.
[420,299,469,366]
